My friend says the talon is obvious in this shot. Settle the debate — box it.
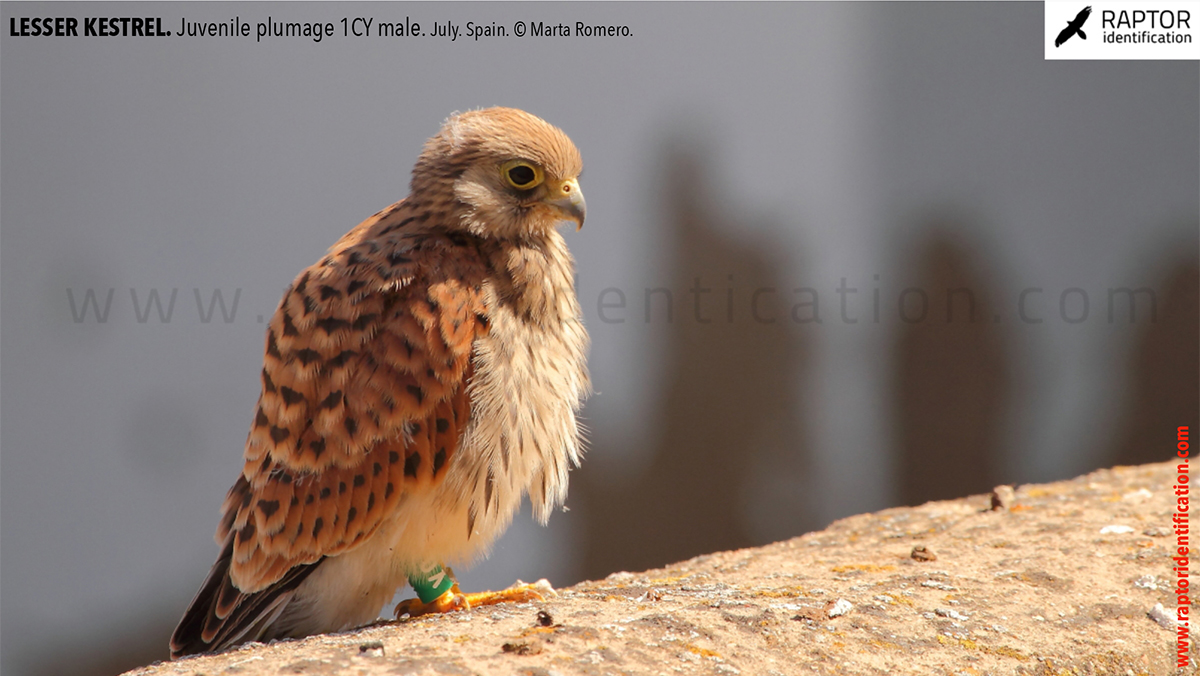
[394,590,468,619]
[393,579,558,619]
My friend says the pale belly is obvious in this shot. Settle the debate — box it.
[279,490,484,634]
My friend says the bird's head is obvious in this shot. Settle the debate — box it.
[412,107,585,240]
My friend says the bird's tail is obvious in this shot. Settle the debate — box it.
[170,538,321,658]
[1079,29,1087,40]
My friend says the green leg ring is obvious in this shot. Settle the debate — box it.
[408,564,455,603]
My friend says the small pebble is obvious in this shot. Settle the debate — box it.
[1134,575,1166,591]
[991,485,1016,510]
[911,545,937,562]
[827,599,853,618]
[1100,525,1135,535]
[636,588,664,603]
[502,638,543,655]
[1149,603,1182,630]
[791,607,826,623]
[358,641,385,657]
[921,580,956,591]
[536,610,554,627]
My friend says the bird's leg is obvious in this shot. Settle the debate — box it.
[394,565,556,619]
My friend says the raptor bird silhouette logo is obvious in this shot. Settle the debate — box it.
[1055,6,1092,47]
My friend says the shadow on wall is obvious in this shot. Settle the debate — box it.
[576,143,816,581]
[1108,246,1200,466]
[892,225,1011,505]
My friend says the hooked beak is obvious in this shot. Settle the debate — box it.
[545,178,586,230]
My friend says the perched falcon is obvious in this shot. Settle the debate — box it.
[170,107,590,657]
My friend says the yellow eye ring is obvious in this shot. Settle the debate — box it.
[501,160,544,190]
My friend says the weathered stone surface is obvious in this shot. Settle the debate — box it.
[125,462,1190,675]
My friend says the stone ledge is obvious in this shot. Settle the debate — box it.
[126,462,1189,675]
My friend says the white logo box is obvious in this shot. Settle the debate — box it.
[1046,1,1200,60]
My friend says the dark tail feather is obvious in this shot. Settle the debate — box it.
[170,539,321,658]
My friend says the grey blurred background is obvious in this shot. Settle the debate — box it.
[1,2,1196,674]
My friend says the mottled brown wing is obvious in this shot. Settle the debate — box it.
[172,205,488,657]
[172,204,488,657]
[223,384,474,593]
[221,208,488,593]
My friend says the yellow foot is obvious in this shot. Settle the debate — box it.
[394,578,556,619]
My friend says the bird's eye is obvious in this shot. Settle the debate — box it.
[501,161,544,190]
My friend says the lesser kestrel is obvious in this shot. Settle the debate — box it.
[170,107,590,657]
